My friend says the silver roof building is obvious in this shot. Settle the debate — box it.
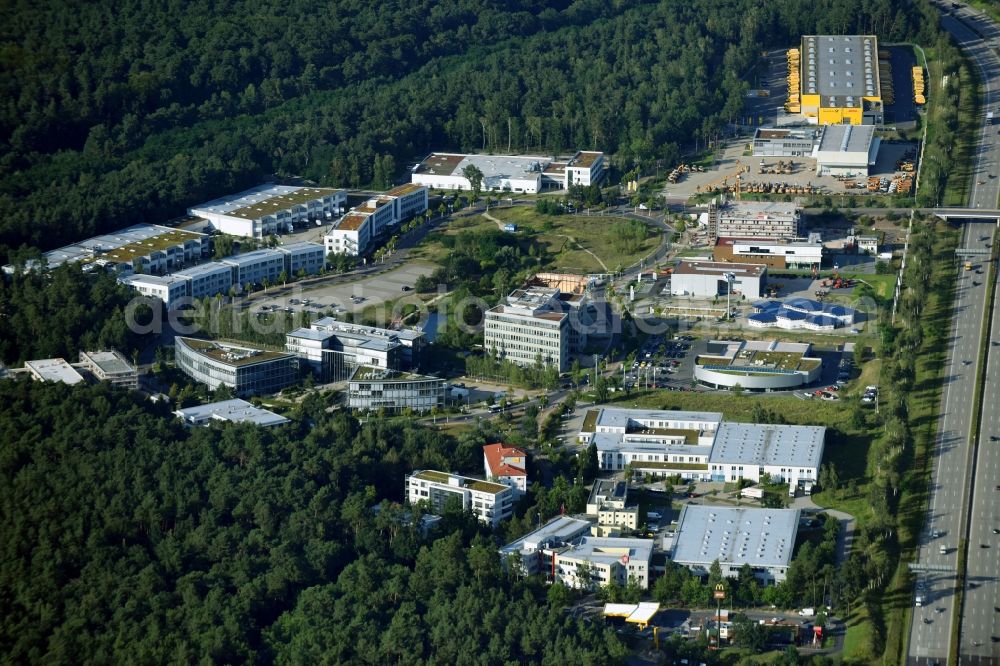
[672,505,800,582]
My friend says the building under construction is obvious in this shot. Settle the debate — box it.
[787,35,885,125]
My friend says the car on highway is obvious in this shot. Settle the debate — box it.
[401,285,411,291]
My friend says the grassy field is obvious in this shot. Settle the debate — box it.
[413,206,662,274]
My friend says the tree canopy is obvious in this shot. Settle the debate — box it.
[0,0,931,261]
[0,379,627,663]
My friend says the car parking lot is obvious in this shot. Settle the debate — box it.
[247,260,438,319]
[624,334,702,391]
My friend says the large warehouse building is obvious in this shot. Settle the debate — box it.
[3,224,210,275]
[411,151,605,193]
[797,35,883,125]
[189,185,347,238]
[670,260,767,299]
[813,124,878,176]
[671,506,800,584]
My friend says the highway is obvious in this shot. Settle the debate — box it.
[908,4,1000,664]
[907,223,995,666]
[964,227,1000,664]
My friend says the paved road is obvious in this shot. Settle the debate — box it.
[908,4,1000,664]
[907,223,994,665]
[964,226,1000,664]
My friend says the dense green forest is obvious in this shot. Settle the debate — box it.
[0,264,151,365]
[0,380,629,663]
[0,0,934,260]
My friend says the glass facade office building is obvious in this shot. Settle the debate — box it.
[175,337,299,396]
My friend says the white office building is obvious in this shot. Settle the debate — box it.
[484,287,571,371]
[222,249,286,289]
[278,241,326,276]
[751,128,821,157]
[3,224,209,275]
[411,151,605,193]
[670,260,767,299]
[405,470,514,528]
[174,398,290,427]
[286,317,425,381]
[714,238,823,270]
[119,273,192,309]
[172,262,234,300]
[670,506,800,584]
[325,184,428,258]
[554,536,654,590]
[189,185,347,238]
[708,422,825,490]
[577,408,825,492]
[694,340,823,391]
[587,479,639,532]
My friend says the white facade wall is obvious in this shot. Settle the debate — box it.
[565,152,605,187]
[406,472,513,528]
[392,187,429,220]
[325,221,369,257]
[278,243,325,275]
[670,271,764,298]
[173,263,233,300]
[484,308,569,371]
[555,538,652,590]
[119,274,190,309]
[222,250,285,287]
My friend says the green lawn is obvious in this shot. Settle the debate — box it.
[485,207,662,273]
[414,206,661,274]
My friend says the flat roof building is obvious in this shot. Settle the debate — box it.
[347,366,444,414]
[24,358,85,385]
[577,407,825,491]
[554,536,653,590]
[751,128,821,157]
[798,35,883,125]
[286,318,425,382]
[119,273,192,310]
[174,399,290,427]
[671,506,800,583]
[714,237,823,270]
[587,479,639,533]
[174,337,299,397]
[485,287,569,372]
[4,224,210,275]
[499,516,593,576]
[411,151,605,194]
[325,185,428,258]
[78,350,137,389]
[694,339,823,391]
[814,124,879,176]
[670,260,768,299]
[709,422,826,488]
[406,470,514,528]
[189,185,347,238]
